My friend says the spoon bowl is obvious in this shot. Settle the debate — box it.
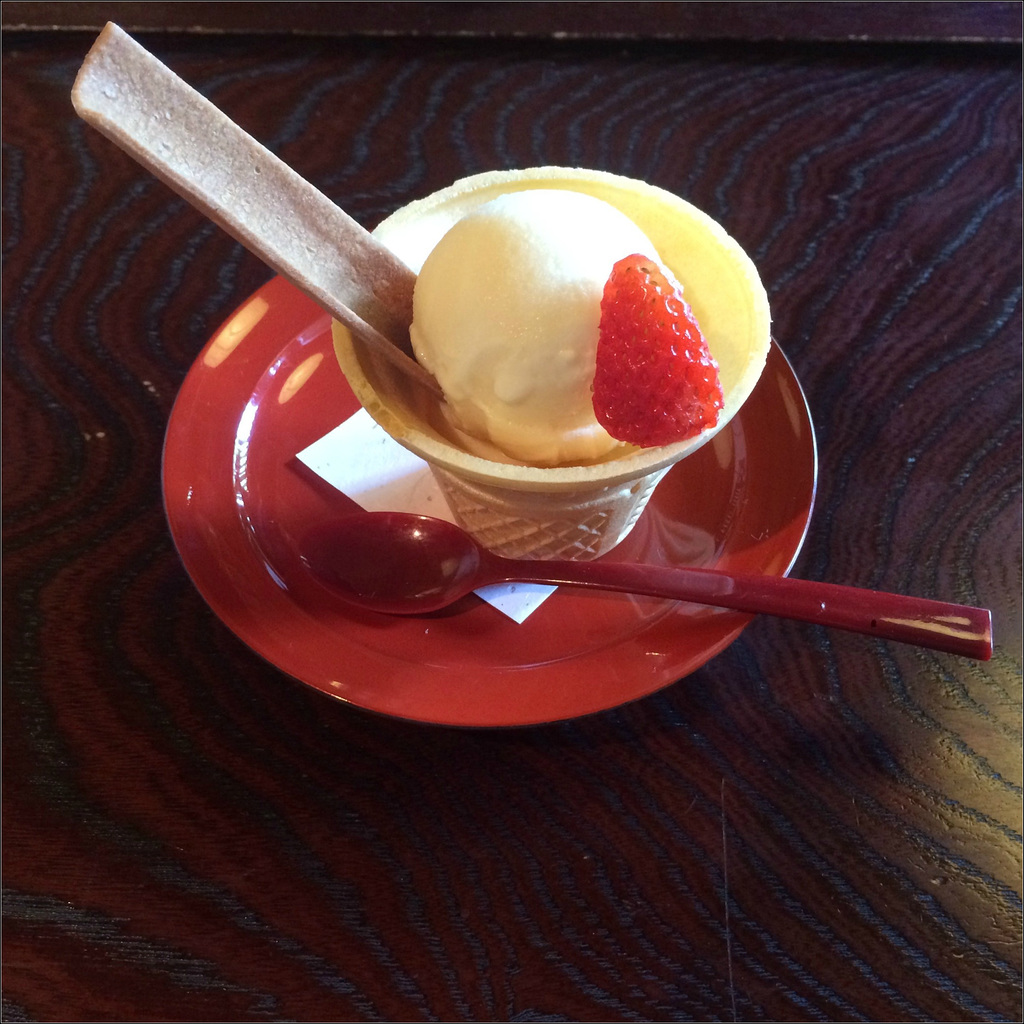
[301,512,993,660]
[302,513,485,615]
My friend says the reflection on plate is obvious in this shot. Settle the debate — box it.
[163,277,817,727]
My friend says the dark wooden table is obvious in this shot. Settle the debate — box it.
[3,5,1021,1021]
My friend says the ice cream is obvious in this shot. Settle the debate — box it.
[409,188,660,466]
[332,167,772,560]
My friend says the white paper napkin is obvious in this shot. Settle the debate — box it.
[296,410,556,622]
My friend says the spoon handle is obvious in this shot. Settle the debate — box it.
[72,23,439,396]
[507,558,993,660]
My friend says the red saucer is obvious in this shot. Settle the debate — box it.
[163,276,817,726]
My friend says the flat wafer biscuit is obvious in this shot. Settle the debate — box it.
[72,22,438,395]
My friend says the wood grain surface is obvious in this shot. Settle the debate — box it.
[3,2,1021,43]
[3,23,1021,1023]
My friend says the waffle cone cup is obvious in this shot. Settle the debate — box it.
[332,167,771,560]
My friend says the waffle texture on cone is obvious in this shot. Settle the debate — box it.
[332,167,771,558]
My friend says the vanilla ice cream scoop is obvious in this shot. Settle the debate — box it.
[334,167,771,562]
[409,189,659,466]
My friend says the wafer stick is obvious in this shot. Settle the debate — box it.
[72,22,439,396]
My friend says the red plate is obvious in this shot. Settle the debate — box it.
[163,276,817,726]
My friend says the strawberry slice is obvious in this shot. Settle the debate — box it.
[592,254,723,448]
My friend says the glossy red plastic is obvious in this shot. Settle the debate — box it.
[305,512,992,659]
[163,277,818,726]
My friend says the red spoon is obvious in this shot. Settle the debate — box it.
[301,512,993,660]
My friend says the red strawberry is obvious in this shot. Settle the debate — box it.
[592,254,723,448]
